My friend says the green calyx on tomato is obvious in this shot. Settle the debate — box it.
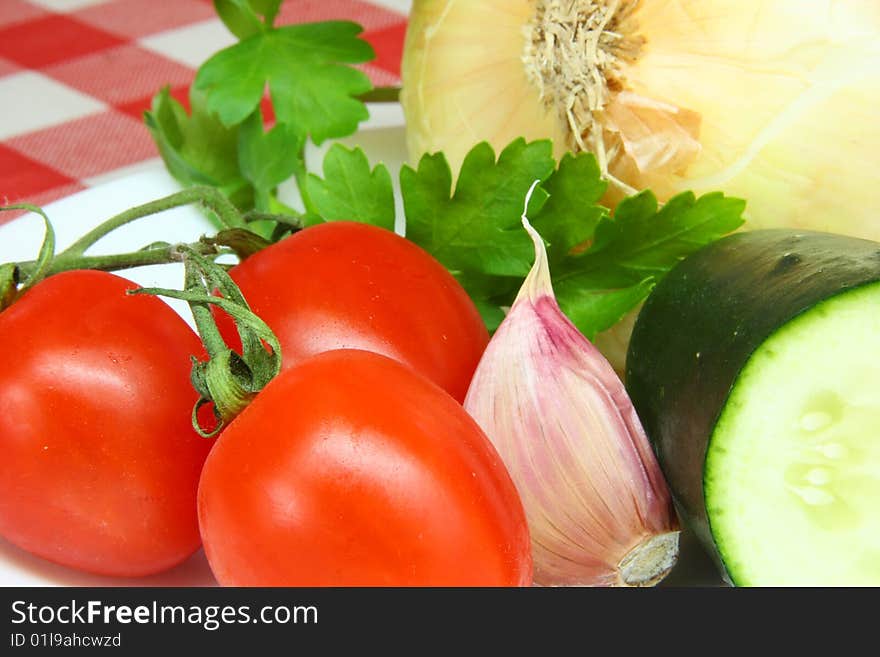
[133,246,281,437]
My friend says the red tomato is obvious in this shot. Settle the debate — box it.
[0,271,212,577]
[198,349,532,586]
[220,222,488,402]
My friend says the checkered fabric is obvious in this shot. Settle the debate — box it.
[0,0,409,223]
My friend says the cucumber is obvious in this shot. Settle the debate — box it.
[625,229,880,586]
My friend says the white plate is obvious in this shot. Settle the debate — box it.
[0,101,724,587]
[0,103,408,587]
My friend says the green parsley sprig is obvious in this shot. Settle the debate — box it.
[144,0,746,340]
[146,1,376,217]
[308,141,746,336]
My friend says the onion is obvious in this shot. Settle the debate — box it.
[401,0,880,240]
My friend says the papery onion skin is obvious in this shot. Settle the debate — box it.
[401,0,567,167]
[402,0,880,241]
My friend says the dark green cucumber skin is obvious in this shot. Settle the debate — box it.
[625,229,880,577]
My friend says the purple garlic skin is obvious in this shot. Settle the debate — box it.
[464,218,679,587]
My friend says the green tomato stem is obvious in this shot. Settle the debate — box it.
[62,186,244,258]
[14,240,223,281]
[8,186,252,284]
[0,203,57,296]
[358,86,400,103]
[242,208,302,227]
[0,264,18,311]
[182,254,234,363]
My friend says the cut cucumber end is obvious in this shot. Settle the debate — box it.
[705,282,880,586]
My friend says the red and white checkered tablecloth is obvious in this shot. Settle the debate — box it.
[0,0,410,224]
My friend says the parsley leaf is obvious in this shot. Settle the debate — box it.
[194,21,374,144]
[557,279,657,339]
[144,86,253,211]
[397,140,745,339]
[553,189,747,337]
[214,1,284,39]
[213,0,268,40]
[304,144,395,231]
[528,152,608,262]
[248,0,283,24]
[305,137,745,338]
[401,139,555,277]
[147,1,745,343]
[589,190,746,280]
[237,111,303,212]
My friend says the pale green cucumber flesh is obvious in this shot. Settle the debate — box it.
[705,281,880,586]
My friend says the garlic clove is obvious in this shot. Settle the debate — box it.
[463,186,679,586]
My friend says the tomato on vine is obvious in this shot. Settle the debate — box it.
[140,250,532,587]
[197,348,532,586]
[0,270,212,577]
[0,193,531,587]
[220,221,489,402]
